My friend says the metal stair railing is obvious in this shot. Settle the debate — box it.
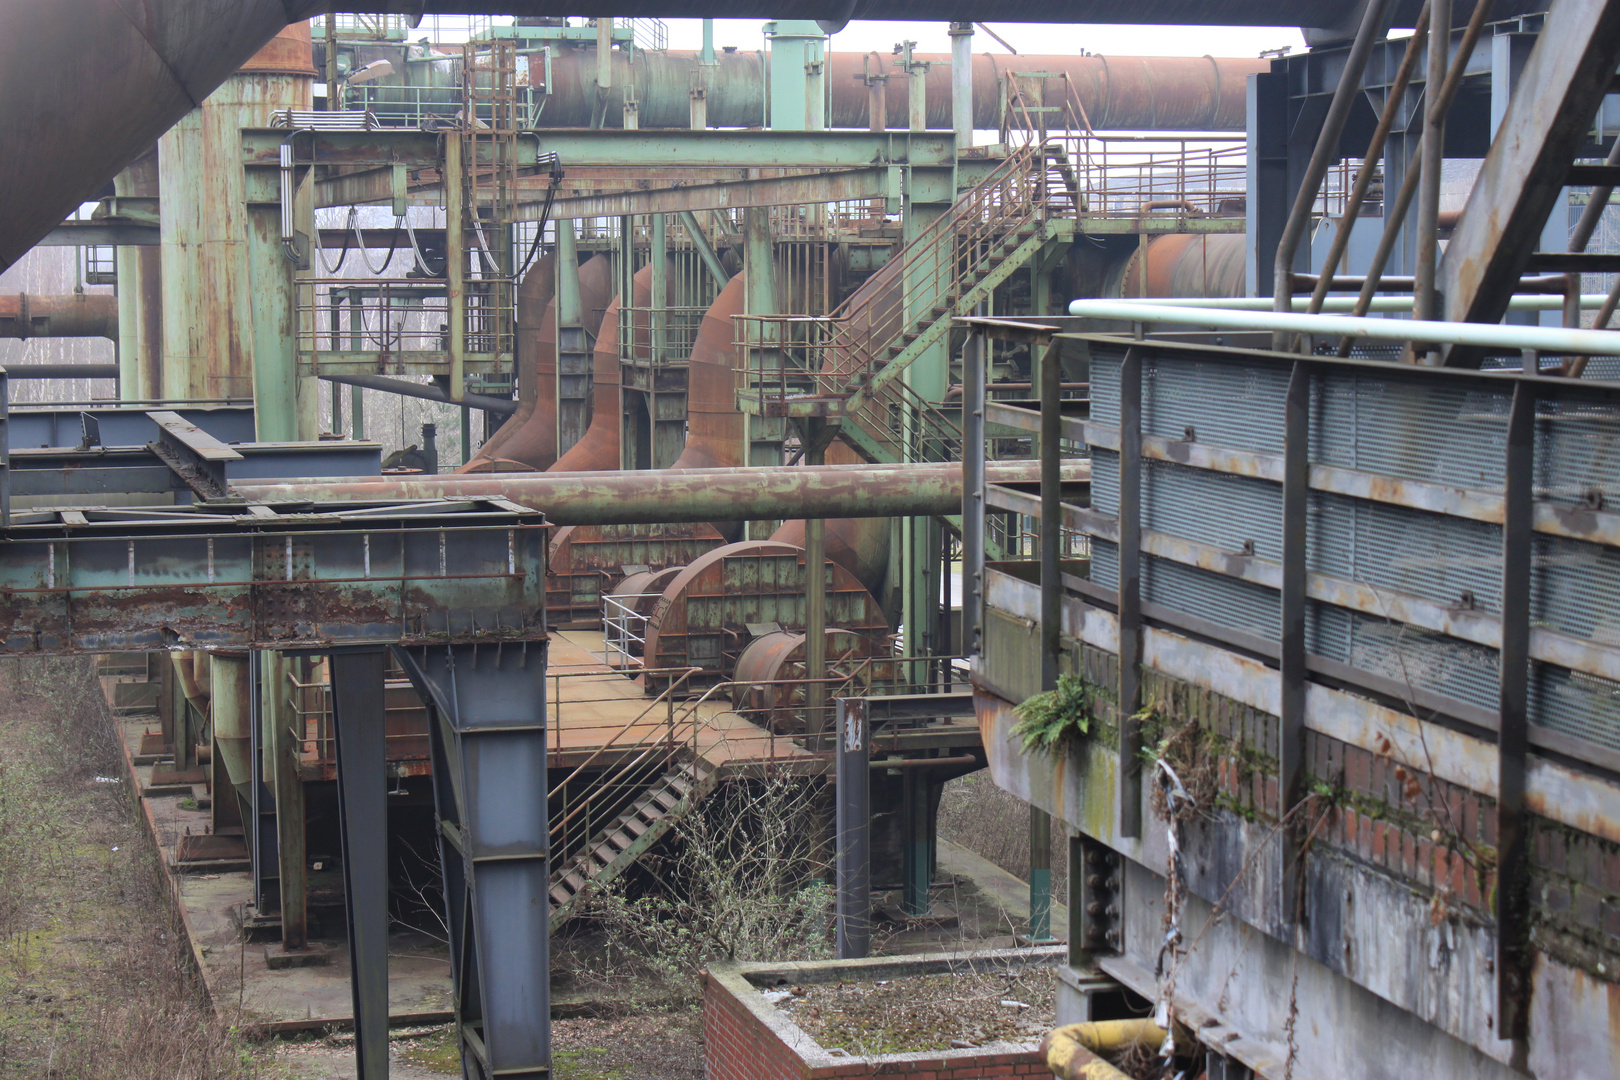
[740,140,1053,414]
[548,666,703,866]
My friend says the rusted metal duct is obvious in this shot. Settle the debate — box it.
[462,253,615,471]
[1106,233,1247,299]
[0,294,117,340]
[668,274,747,472]
[462,251,556,469]
[230,460,1080,524]
[551,259,670,472]
[770,440,892,594]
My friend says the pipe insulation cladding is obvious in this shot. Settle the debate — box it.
[361,49,1267,132]
[228,460,1089,525]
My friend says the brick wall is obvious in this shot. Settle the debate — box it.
[1048,633,1620,977]
[703,967,1053,1080]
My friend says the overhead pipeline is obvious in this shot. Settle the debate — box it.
[0,294,118,340]
[229,460,1086,524]
[368,48,1266,131]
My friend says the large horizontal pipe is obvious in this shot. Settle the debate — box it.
[381,48,1266,132]
[1068,299,1620,355]
[230,460,1087,525]
[0,294,118,340]
[321,373,518,415]
[1110,294,1619,313]
[0,363,120,380]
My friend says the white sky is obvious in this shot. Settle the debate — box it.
[659,19,1305,60]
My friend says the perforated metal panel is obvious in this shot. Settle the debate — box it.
[1084,345,1620,757]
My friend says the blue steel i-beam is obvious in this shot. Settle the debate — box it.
[395,641,551,1080]
[330,647,390,1080]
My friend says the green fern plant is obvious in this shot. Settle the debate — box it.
[1012,672,1103,755]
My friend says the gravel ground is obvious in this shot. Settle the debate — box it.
[275,1013,704,1079]
[768,964,1056,1057]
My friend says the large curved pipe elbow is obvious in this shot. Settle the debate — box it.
[1040,1020,1168,1080]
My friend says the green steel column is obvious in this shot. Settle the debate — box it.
[766,21,826,132]
[446,130,466,402]
[902,769,931,916]
[1029,807,1053,941]
[267,652,308,950]
[743,206,782,485]
[701,19,716,64]
[248,198,301,441]
[211,652,252,825]
[331,380,343,436]
[555,218,587,457]
[351,384,365,440]
[949,23,974,150]
[461,406,472,466]
[114,146,162,401]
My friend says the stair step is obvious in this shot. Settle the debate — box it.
[651,788,681,811]
[623,816,651,839]
[605,830,632,851]
[591,841,619,864]
[550,884,573,906]
[562,869,587,893]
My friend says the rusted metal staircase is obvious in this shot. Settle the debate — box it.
[738,139,1073,465]
[547,758,717,931]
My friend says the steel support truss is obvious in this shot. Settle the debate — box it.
[0,496,551,1080]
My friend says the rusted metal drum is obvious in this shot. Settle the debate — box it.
[545,521,727,627]
[642,540,890,689]
[732,628,892,734]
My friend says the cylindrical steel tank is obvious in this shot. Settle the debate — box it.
[642,540,889,688]
[454,47,1265,131]
[158,23,315,404]
[114,146,163,400]
[732,627,889,734]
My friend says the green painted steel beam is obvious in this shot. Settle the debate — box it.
[526,167,892,222]
[297,351,511,378]
[1078,217,1246,235]
[0,500,547,655]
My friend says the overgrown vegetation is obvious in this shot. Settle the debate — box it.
[937,772,1069,904]
[556,774,834,1005]
[0,656,266,1079]
[1137,700,1220,824]
[1011,672,1108,755]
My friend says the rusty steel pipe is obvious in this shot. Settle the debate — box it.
[229,461,1083,525]
[470,47,1265,131]
[0,294,118,340]
[1108,234,1247,300]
